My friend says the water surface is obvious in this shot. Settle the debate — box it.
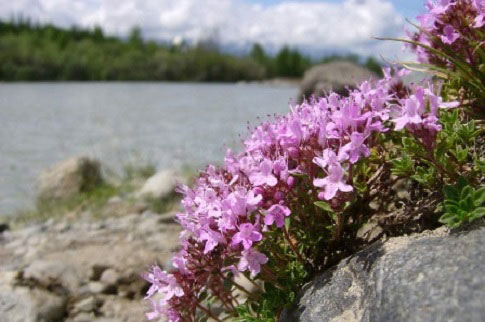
[0,82,298,216]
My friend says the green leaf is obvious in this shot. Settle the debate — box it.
[290,172,307,178]
[284,217,291,230]
[443,185,460,200]
[460,186,473,200]
[456,177,468,191]
[471,207,485,220]
[444,204,459,214]
[454,146,468,163]
[439,212,460,227]
[391,154,413,176]
[473,187,485,206]
[314,201,334,213]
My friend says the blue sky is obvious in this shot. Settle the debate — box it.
[247,0,424,18]
[0,0,426,59]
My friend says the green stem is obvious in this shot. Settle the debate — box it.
[283,226,306,265]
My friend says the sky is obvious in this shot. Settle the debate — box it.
[0,0,427,59]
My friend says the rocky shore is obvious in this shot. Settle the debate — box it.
[1,210,181,322]
[1,157,186,321]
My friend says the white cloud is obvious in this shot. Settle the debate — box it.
[0,0,409,59]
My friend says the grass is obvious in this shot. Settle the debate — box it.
[10,162,194,228]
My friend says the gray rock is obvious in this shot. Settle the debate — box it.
[299,62,377,102]
[36,156,103,203]
[89,265,109,281]
[71,312,96,322]
[137,169,185,200]
[282,226,485,322]
[100,269,119,286]
[23,259,81,291]
[0,285,66,322]
[88,281,107,294]
[0,271,19,285]
[73,296,97,313]
[0,223,9,233]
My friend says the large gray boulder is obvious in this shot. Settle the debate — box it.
[36,157,103,203]
[282,225,485,322]
[299,61,377,101]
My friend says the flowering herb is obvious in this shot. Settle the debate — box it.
[143,1,484,320]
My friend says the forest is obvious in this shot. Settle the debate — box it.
[0,19,382,81]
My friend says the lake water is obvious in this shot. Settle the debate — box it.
[0,82,298,217]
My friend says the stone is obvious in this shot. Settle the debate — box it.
[0,223,9,233]
[0,285,66,322]
[0,195,182,322]
[356,221,384,243]
[74,296,97,313]
[282,225,485,322]
[0,270,19,285]
[72,312,96,322]
[299,61,377,102]
[36,156,103,203]
[100,297,148,322]
[89,265,109,281]
[23,259,81,291]
[88,281,107,294]
[100,268,119,286]
[137,169,185,200]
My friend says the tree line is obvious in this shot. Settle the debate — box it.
[0,19,382,82]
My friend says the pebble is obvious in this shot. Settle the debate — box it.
[74,296,97,313]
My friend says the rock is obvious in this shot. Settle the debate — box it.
[356,221,384,243]
[0,223,9,233]
[392,179,412,201]
[299,62,377,101]
[71,312,96,322]
[73,296,97,313]
[23,259,81,291]
[0,285,66,322]
[100,297,148,322]
[100,268,119,288]
[89,265,109,281]
[0,271,19,285]
[0,202,181,321]
[36,156,103,203]
[137,169,185,200]
[282,225,485,322]
[88,281,107,294]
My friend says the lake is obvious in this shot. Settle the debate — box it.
[0,82,298,217]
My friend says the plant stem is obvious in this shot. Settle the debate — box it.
[196,303,223,322]
[283,226,306,265]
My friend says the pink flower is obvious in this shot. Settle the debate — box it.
[162,274,185,301]
[313,162,353,200]
[264,204,291,228]
[249,159,278,187]
[143,267,184,301]
[200,229,223,254]
[146,298,167,321]
[339,132,370,164]
[393,96,423,131]
[313,148,339,169]
[440,25,460,44]
[232,223,262,249]
[238,248,268,277]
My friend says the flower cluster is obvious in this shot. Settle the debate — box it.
[142,68,456,321]
[408,0,484,67]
